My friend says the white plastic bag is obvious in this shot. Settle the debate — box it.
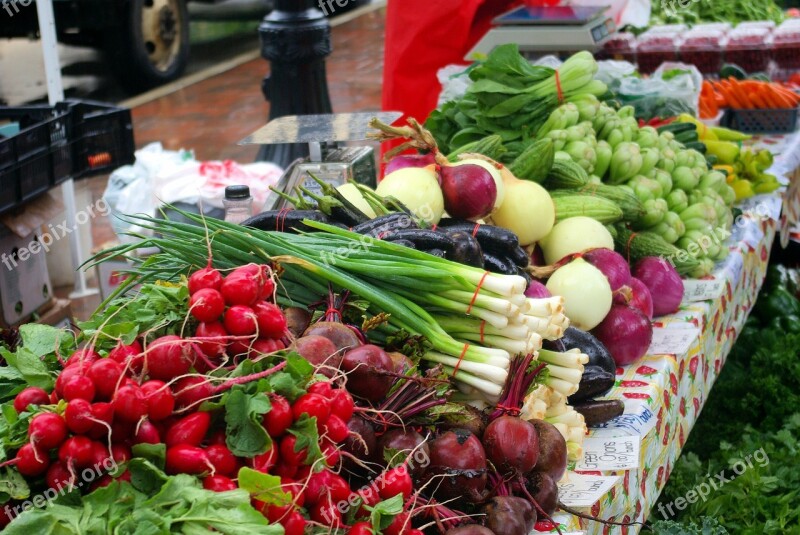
[437,64,473,106]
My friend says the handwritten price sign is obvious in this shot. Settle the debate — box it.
[576,436,641,471]
[558,472,619,508]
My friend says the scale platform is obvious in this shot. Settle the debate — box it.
[467,5,616,58]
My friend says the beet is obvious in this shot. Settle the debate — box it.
[482,416,539,475]
[425,429,487,502]
[388,352,414,375]
[378,429,430,478]
[303,322,361,353]
[341,416,376,463]
[340,345,394,401]
[530,419,567,482]
[436,404,487,438]
[482,496,536,535]
[284,307,311,338]
[525,472,558,515]
[445,526,495,535]
[294,335,341,377]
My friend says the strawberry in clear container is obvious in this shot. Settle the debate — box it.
[725,26,773,73]
[680,28,726,75]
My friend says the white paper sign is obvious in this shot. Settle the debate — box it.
[576,435,641,471]
[557,472,619,508]
[590,405,657,438]
[682,279,725,302]
[648,327,701,356]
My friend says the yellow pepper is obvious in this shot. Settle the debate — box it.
[731,179,755,200]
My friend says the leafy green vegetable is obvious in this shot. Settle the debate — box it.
[237,467,291,506]
[365,493,404,533]
[3,459,278,535]
[650,517,729,534]
[225,386,273,458]
[78,282,189,348]
[288,414,324,467]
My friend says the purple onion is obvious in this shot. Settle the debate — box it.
[440,162,499,220]
[524,279,551,299]
[385,153,436,175]
[633,257,684,317]
[582,248,632,292]
[592,304,653,366]
[627,278,654,319]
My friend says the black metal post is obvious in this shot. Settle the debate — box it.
[256,0,333,167]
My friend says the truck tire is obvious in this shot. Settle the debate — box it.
[108,0,190,91]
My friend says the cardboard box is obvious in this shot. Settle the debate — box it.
[33,298,73,330]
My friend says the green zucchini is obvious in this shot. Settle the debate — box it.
[553,194,623,224]
[613,225,700,276]
[543,159,590,189]
[508,139,555,183]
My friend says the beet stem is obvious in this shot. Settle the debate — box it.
[557,502,647,529]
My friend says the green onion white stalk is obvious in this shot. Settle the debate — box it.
[547,390,587,461]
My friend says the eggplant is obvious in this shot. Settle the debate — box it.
[559,327,616,376]
[242,210,334,233]
[573,399,625,427]
[352,213,418,236]
[383,229,455,252]
[507,246,530,268]
[435,219,519,253]
[483,253,518,276]
[444,231,484,267]
[423,248,447,258]
[567,365,615,404]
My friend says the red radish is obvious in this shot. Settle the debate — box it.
[329,389,355,421]
[89,440,111,468]
[54,366,83,397]
[252,302,287,338]
[194,322,228,358]
[203,474,237,492]
[62,375,96,402]
[249,442,278,473]
[307,381,333,398]
[224,305,258,336]
[172,376,214,410]
[272,462,298,479]
[221,273,260,306]
[384,511,411,535]
[109,341,144,374]
[323,414,349,443]
[28,413,68,449]
[227,338,253,356]
[189,288,226,323]
[165,444,212,475]
[348,522,373,535]
[146,336,196,381]
[133,420,161,444]
[206,444,238,476]
[279,477,306,507]
[141,380,176,421]
[49,390,59,404]
[305,469,348,504]
[58,435,95,468]
[208,430,227,445]
[593,304,653,366]
[292,393,330,425]
[14,443,50,476]
[378,466,413,500]
[321,439,341,467]
[309,496,344,528]
[65,348,101,369]
[482,415,539,474]
[65,399,94,434]
[263,394,293,437]
[188,267,223,294]
[88,402,115,439]
[279,435,307,466]
[111,443,131,464]
[46,461,76,490]
[165,412,211,447]
[282,510,307,535]
[249,338,284,358]
[260,277,276,301]
[14,387,50,413]
[87,359,124,400]
[112,385,148,423]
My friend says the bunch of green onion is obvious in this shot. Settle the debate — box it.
[98,212,577,398]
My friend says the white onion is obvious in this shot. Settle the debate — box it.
[539,217,614,265]
[546,257,612,330]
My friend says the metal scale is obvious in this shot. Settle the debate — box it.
[240,112,402,211]
[467,4,617,59]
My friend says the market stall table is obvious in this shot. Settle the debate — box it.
[539,128,800,534]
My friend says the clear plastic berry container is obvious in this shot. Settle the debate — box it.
[725,26,773,73]
[773,24,800,70]
[735,20,777,32]
[637,28,683,74]
[680,28,726,75]
[598,32,637,63]
[691,22,732,33]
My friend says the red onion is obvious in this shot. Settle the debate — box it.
[614,277,654,319]
[384,153,436,175]
[524,280,551,299]
[592,304,652,366]
[582,248,631,292]
[633,257,684,317]
[440,160,502,220]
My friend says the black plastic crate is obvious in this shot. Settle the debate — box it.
[0,165,19,214]
[68,100,135,178]
[720,107,799,134]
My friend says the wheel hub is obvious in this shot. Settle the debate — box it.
[141,0,183,72]
[158,6,177,46]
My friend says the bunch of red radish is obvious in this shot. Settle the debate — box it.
[188,263,288,363]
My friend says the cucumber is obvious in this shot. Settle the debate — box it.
[543,159,590,189]
[657,122,696,136]
[508,139,555,183]
[553,194,624,224]
[684,141,707,154]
